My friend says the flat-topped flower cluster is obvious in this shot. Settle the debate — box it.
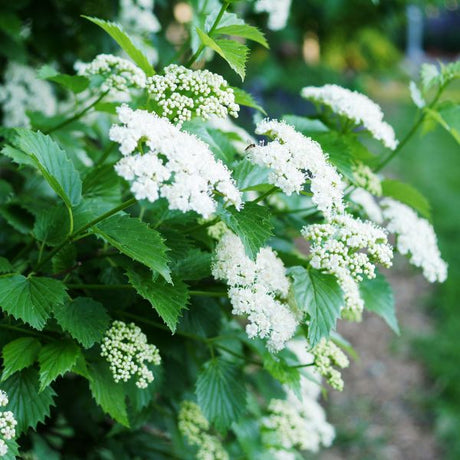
[250,119,345,218]
[110,105,241,218]
[178,401,228,460]
[303,214,393,320]
[301,84,398,150]
[0,390,17,458]
[212,230,298,352]
[76,54,146,94]
[101,320,161,389]
[147,64,239,126]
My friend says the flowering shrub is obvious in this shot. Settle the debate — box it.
[0,1,458,458]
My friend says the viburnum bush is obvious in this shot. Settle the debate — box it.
[0,1,458,458]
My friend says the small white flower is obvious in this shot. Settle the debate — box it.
[76,54,146,95]
[212,231,298,352]
[409,81,425,109]
[301,84,398,150]
[0,392,8,408]
[254,0,292,31]
[382,199,447,282]
[250,119,345,219]
[110,105,242,218]
[350,188,383,223]
[178,401,228,460]
[119,0,161,35]
[146,64,239,126]
[303,213,393,319]
[0,62,56,128]
[101,321,161,389]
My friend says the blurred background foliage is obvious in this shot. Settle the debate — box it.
[0,0,459,458]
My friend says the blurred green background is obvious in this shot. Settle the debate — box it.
[0,0,459,458]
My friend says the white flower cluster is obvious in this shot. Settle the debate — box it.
[250,119,344,218]
[0,390,17,458]
[302,214,393,319]
[254,0,292,31]
[76,54,146,94]
[146,65,239,126]
[301,84,398,150]
[382,199,447,282]
[350,188,383,223]
[110,105,241,218]
[263,340,335,456]
[178,401,228,460]
[100,321,161,389]
[119,0,160,36]
[311,338,349,391]
[212,231,298,352]
[352,164,382,196]
[0,62,56,127]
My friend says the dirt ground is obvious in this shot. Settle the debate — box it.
[319,266,441,460]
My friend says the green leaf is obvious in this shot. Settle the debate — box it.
[381,179,431,220]
[232,87,266,114]
[126,267,189,333]
[233,160,270,191]
[215,24,268,48]
[196,358,247,431]
[88,361,129,427]
[93,214,171,282]
[288,266,343,346]
[2,338,41,381]
[196,28,248,80]
[0,257,13,274]
[0,275,68,330]
[53,297,110,349]
[33,206,68,247]
[38,65,89,93]
[38,340,80,391]
[282,115,329,134]
[426,104,460,144]
[263,352,301,395]
[11,129,82,207]
[83,16,154,77]
[218,202,273,259]
[0,368,56,434]
[360,272,399,334]
[173,249,212,281]
[182,120,235,163]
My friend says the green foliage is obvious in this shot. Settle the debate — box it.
[53,297,110,349]
[88,361,129,427]
[218,202,274,259]
[288,266,343,346]
[83,16,154,77]
[126,267,189,333]
[381,179,431,219]
[9,129,82,208]
[0,368,56,434]
[0,275,68,330]
[360,273,399,334]
[2,338,41,381]
[196,358,247,432]
[93,214,171,282]
[0,1,457,458]
[38,340,80,391]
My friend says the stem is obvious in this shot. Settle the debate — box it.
[186,1,230,67]
[34,197,137,273]
[250,186,278,204]
[375,83,446,172]
[45,91,109,135]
